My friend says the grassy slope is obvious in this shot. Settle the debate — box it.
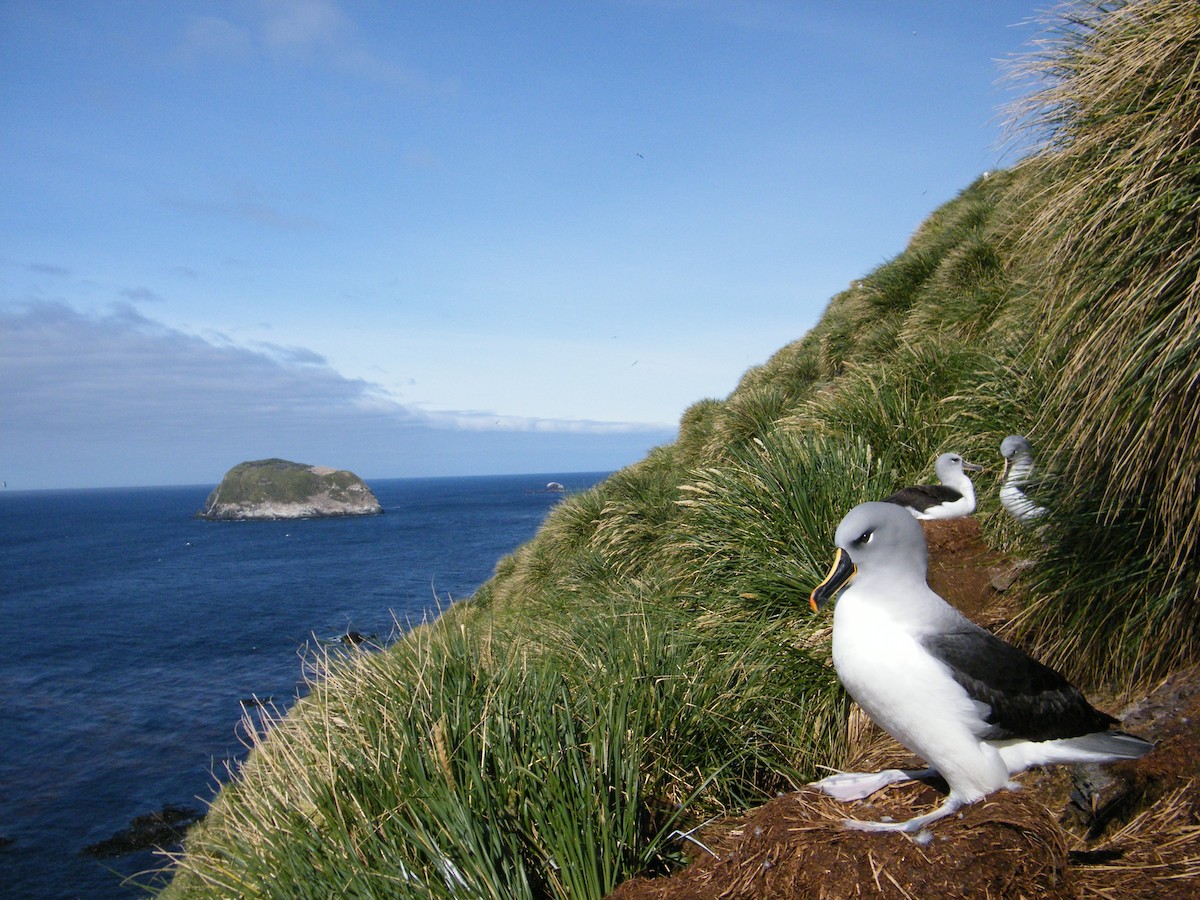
[163,2,1200,896]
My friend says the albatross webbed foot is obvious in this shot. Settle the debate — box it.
[810,767,936,802]
[842,795,965,834]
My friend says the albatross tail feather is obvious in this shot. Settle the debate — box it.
[996,731,1153,773]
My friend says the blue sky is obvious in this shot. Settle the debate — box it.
[1,1,1048,490]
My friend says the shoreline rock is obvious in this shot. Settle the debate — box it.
[82,804,204,858]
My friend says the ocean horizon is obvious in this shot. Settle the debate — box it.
[0,471,610,899]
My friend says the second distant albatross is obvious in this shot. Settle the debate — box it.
[1000,434,1048,523]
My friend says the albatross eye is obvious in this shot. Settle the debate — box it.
[853,529,873,546]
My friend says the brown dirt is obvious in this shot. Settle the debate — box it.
[610,519,1200,899]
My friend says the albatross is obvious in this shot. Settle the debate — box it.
[884,452,981,520]
[1000,435,1048,523]
[808,501,1152,833]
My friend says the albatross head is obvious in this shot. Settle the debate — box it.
[809,501,929,611]
[1000,435,1033,460]
[934,452,982,482]
[999,434,1035,481]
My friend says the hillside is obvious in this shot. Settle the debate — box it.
[162,1,1200,896]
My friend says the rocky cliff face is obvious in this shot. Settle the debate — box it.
[198,459,383,521]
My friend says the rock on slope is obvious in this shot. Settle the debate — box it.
[198,458,383,521]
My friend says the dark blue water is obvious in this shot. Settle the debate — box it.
[0,473,608,899]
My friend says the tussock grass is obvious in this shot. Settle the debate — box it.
[169,619,660,898]
[791,343,988,477]
[814,289,871,378]
[733,337,822,398]
[166,591,844,898]
[1020,0,1200,546]
[861,247,944,316]
[674,398,724,467]
[1006,0,1200,684]
[589,456,685,581]
[705,385,796,455]
[673,431,892,614]
[899,233,1008,343]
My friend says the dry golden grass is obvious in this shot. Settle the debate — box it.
[1015,0,1200,571]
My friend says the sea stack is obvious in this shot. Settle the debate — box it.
[198,459,383,521]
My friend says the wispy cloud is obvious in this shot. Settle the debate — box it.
[258,0,447,90]
[27,262,71,277]
[166,180,323,231]
[120,286,165,304]
[250,341,330,367]
[179,15,253,59]
[177,1,455,95]
[427,410,671,435]
[260,0,349,52]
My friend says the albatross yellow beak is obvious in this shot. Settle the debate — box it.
[810,548,856,612]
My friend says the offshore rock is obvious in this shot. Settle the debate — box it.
[198,458,383,521]
[82,804,204,858]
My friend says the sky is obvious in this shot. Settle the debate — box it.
[0,0,1050,490]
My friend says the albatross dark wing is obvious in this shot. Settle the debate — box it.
[922,628,1118,741]
[884,484,962,512]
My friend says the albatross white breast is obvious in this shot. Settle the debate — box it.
[884,452,981,520]
[808,501,1152,833]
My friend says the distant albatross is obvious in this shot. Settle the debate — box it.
[1000,435,1048,523]
[808,501,1152,833]
[884,452,982,520]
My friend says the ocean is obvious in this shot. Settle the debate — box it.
[0,472,609,899]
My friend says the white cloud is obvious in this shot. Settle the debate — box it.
[0,301,384,428]
[256,0,441,91]
[0,302,676,488]
[173,1,456,95]
[429,410,670,435]
[260,0,349,51]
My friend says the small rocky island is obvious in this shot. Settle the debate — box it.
[198,459,383,521]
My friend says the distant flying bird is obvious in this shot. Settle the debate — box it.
[809,502,1153,833]
[999,435,1048,524]
[884,452,982,520]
